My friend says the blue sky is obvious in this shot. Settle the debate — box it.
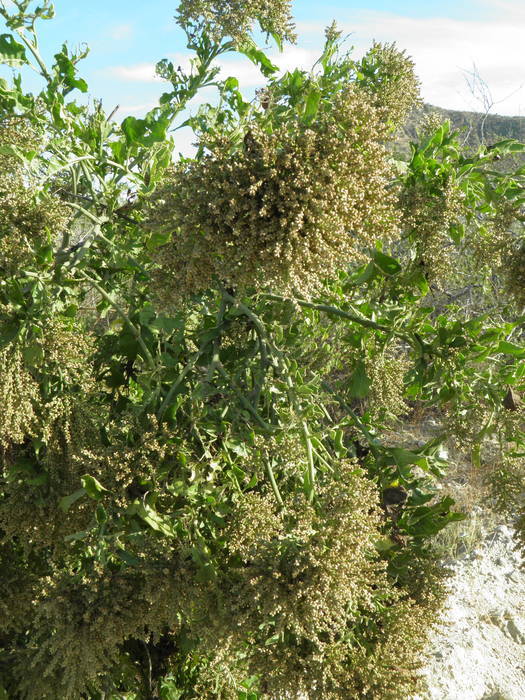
[1,0,524,151]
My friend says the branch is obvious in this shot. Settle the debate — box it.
[263,293,411,341]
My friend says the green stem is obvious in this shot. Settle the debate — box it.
[311,445,333,471]
[282,367,317,501]
[264,293,411,340]
[264,455,284,508]
[42,155,98,182]
[221,291,272,403]
[215,362,276,432]
[77,271,155,371]
[158,346,204,421]
[15,28,51,81]
[301,421,316,503]
[321,380,380,457]
[159,293,229,421]
[67,201,107,226]
[219,292,322,497]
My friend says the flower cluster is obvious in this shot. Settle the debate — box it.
[147,86,398,302]
[0,120,70,276]
[502,238,525,309]
[0,318,95,449]
[367,350,410,423]
[400,175,466,284]
[357,42,421,131]
[0,345,40,449]
[0,321,98,548]
[176,0,296,44]
[11,565,186,700]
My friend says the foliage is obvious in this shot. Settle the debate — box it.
[0,1,524,698]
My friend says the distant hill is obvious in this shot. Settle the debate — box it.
[394,103,525,160]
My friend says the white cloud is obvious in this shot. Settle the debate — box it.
[478,0,525,23]
[107,62,163,83]
[109,23,134,41]
[299,5,525,116]
[118,101,158,115]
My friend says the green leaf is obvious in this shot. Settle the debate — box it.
[64,530,90,542]
[374,537,397,552]
[372,250,402,276]
[331,429,346,457]
[0,33,27,66]
[352,261,377,286]
[121,111,169,147]
[96,504,107,524]
[59,488,87,513]
[135,503,177,537]
[8,458,38,477]
[390,447,426,469]
[488,139,525,155]
[223,76,239,91]
[81,474,108,500]
[116,548,141,567]
[146,230,171,252]
[496,340,525,357]
[269,30,284,52]
[303,87,321,122]
[0,319,21,348]
[348,360,371,399]
[237,42,279,77]
[53,45,88,94]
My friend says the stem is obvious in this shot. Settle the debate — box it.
[301,421,316,503]
[264,455,284,508]
[221,291,272,403]
[321,380,380,457]
[282,366,317,501]
[311,445,333,471]
[219,286,275,402]
[15,28,51,81]
[157,346,204,421]
[77,270,155,370]
[67,201,107,226]
[159,293,229,421]
[264,293,411,340]
[42,155,98,182]
[219,292,323,497]
[215,362,276,432]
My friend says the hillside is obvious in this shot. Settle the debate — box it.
[394,103,525,159]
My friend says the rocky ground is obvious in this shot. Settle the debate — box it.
[385,417,525,699]
[417,519,525,700]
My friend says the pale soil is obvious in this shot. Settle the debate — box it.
[416,520,525,700]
